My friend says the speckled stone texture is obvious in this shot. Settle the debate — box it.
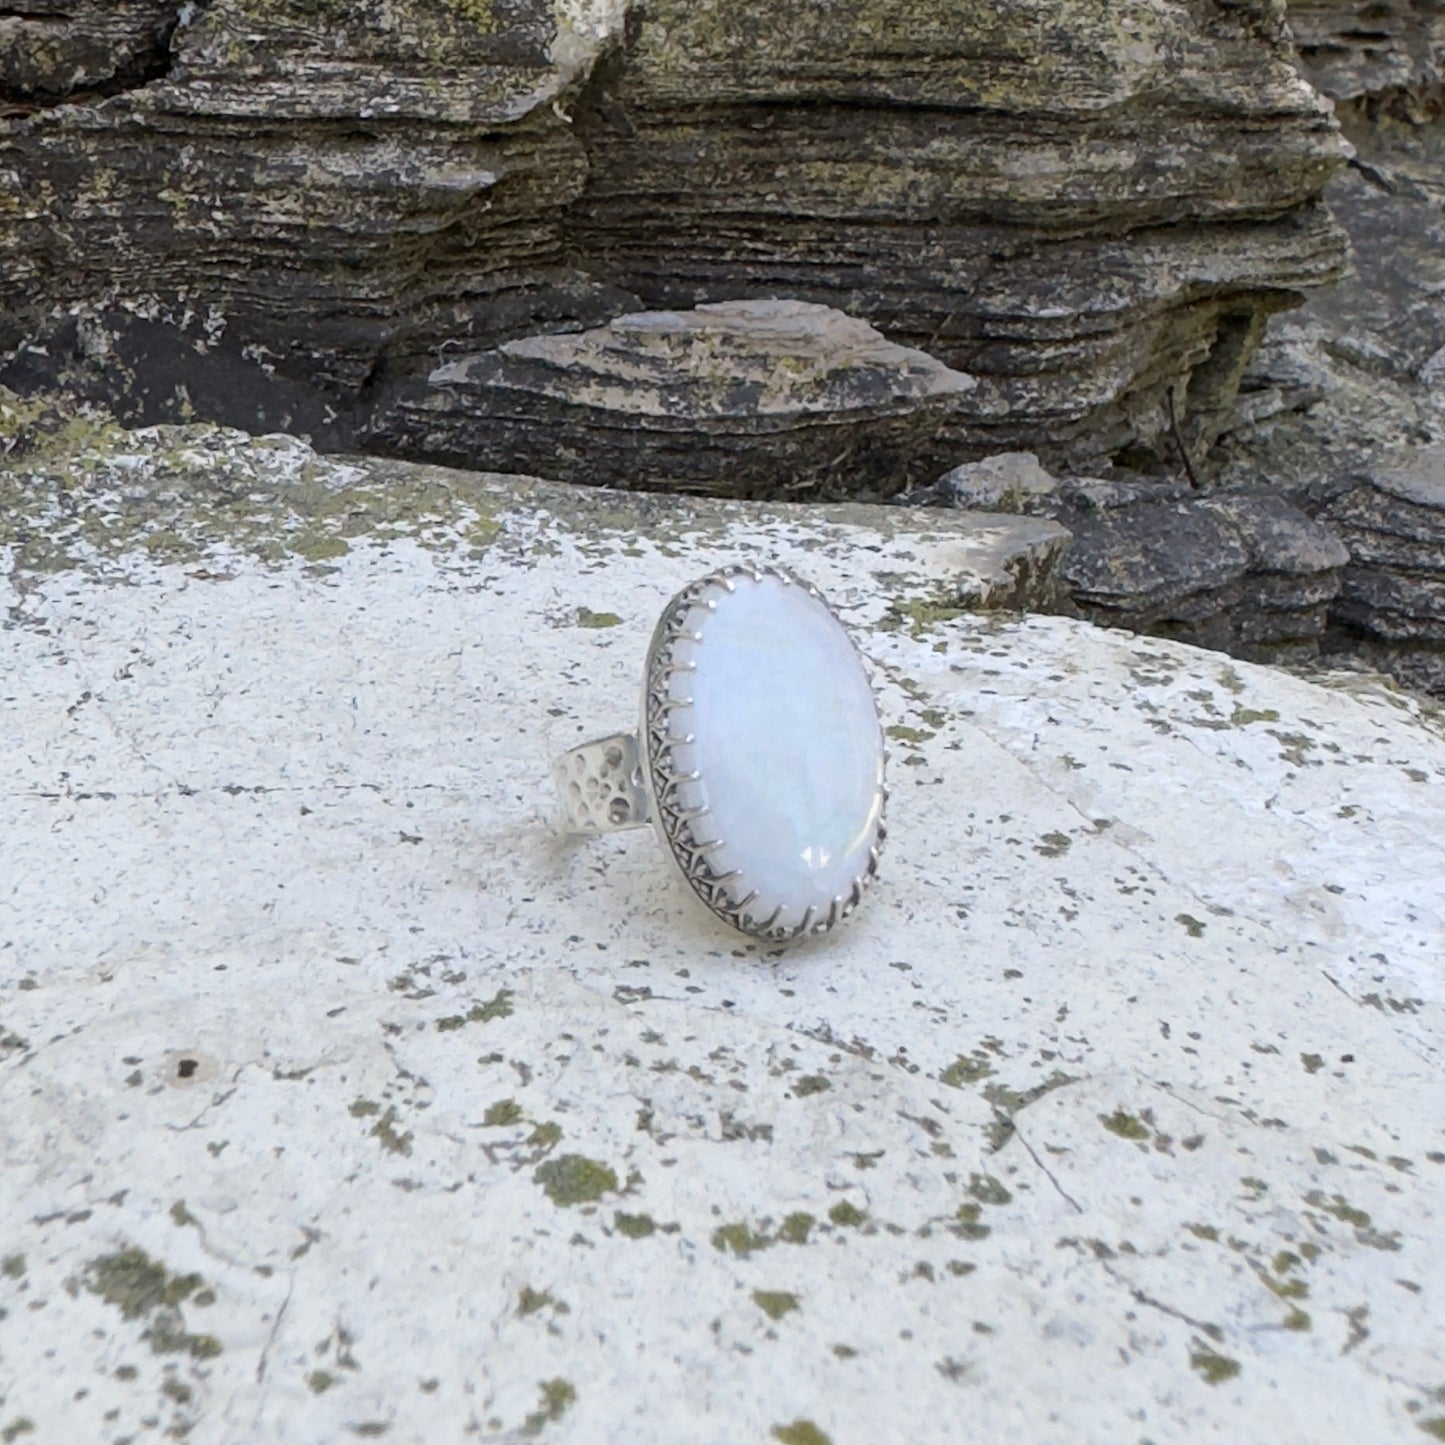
[568,0,1347,468]
[0,0,618,409]
[370,299,977,499]
[2,419,1443,1444]
[1,0,1345,474]
[1287,0,1444,103]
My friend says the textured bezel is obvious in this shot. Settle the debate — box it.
[641,563,888,942]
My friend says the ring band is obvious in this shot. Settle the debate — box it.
[553,564,887,942]
[551,732,651,834]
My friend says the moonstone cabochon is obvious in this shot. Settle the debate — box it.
[644,565,887,941]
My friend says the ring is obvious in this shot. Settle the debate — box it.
[553,564,888,942]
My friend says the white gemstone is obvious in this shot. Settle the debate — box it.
[656,571,885,935]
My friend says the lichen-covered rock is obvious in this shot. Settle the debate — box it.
[0,0,621,405]
[1053,485,1350,660]
[0,0,174,101]
[900,451,1060,513]
[0,0,1346,478]
[2,417,1443,1443]
[1287,0,1444,102]
[570,0,1347,468]
[371,299,976,499]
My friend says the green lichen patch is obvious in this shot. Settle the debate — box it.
[517,1287,568,1317]
[779,1212,815,1244]
[793,1074,831,1097]
[1230,706,1280,726]
[1304,1191,1370,1228]
[827,1201,866,1229]
[772,1421,832,1445]
[1188,1341,1241,1385]
[440,0,494,33]
[1417,1419,1445,1440]
[370,1107,413,1157]
[713,1222,775,1256]
[308,1369,340,1394]
[880,591,971,639]
[940,1052,995,1088]
[575,607,622,629]
[80,1248,222,1358]
[966,1174,1012,1206]
[1100,1109,1150,1141]
[349,1098,381,1118]
[886,724,934,745]
[436,988,514,1032]
[533,1155,618,1207]
[954,1204,991,1241]
[145,1312,223,1360]
[84,1248,205,1321]
[752,1290,801,1321]
[526,1121,563,1155]
[1035,832,1072,858]
[1300,1053,1325,1074]
[483,1098,523,1127]
[1187,1223,1220,1242]
[1175,913,1207,937]
[1,1254,25,1278]
[1,1420,36,1443]
[522,1379,576,1436]
[614,1211,656,1239]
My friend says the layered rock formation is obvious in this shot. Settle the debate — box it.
[1309,445,1445,692]
[0,1,177,102]
[0,0,620,432]
[371,299,975,499]
[0,0,1346,473]
[902,454,1353,665]
[569,0,1347,467]
[1287,0,1443,104]
[1201,4,1445,692]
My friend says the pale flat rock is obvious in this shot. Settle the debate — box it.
[2,426,1444,1444]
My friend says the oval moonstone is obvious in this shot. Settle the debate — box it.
[651,569,885,938]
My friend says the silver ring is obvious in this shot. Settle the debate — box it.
[553,564,888,942]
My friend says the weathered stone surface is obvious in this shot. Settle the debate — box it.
[371,300,975,499]
[0,0,618,406]
[1052,487,1350,660]
[1287,0,1445,102]
[901,451,1059,513]
[3,419,1444,1443]
[570,0,1346,467]
[0,0,175,101]
[0,0,1346,475]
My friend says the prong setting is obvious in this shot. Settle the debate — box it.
[642,563,887,943]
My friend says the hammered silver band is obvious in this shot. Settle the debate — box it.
[552,733,652,834]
